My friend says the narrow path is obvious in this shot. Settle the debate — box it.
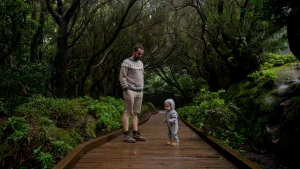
[72,111,238,169]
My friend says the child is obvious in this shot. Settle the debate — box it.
[164,99,179,146]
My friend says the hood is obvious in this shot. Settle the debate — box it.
[164,99,175,110]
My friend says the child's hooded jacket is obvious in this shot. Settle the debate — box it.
[164,99,178,137]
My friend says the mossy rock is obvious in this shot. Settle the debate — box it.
[225,62,300,146]
[270,63,300,83]
[259,94,281,113]
[226,63,300,111]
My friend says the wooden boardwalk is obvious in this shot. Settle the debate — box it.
[71,112,238,169]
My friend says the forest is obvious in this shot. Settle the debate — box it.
[0,0,300,168]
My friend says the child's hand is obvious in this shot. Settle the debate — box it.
[168,119,173,122]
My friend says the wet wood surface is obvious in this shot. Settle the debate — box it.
[72,112,238,169]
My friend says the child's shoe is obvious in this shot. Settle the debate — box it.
[170,142,179,146]
[166,140,172,145]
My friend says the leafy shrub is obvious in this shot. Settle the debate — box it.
[3,116,29,141]
[54,129,79,147]
[88,97,123,133]
[0,61,51,112]
[16,96,89,129]
[178,88,244,147]
[247,70,278,87]
[247,53,295,88]
[0,98,8,115]
[141,101,156,113]
[261,53,296,70]
[51,140,73,159]
[1,117,33,168]
[34,147,54,169]
[1,96,125,168]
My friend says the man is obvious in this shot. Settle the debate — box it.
[119,43,146,143]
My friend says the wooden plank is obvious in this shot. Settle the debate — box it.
[52,112,153,169]
[180,117,262,169]
[72,113,238,169]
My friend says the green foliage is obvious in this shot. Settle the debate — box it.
[247,70,263,80]
[0,0,36,55]
[3,116,29,141]
[17,61,51,94]
[224,62,300,148]
[264,71,278,81]
[51,140,73,159]
[197,0,289,85]
[141,101,156,113]
[178,88,244,147]
[193,88,226,105]
[68,129,83,144]
[248,70,278,86]
[144,71,204,103]
[247,53,294,85]
[0,96,124,168]
[248,116,270,144]
[53,129,78,148]
[98,96,124,113]
[16,96,88,129]
[34,147,54,169]
[144,74,169,93]
[0,61,51,112]
[0,0,41,112]
[88,97,123,133]
[177,75,196,94]
[85,116,97,138]
[0,98,7,114]
[38,117,54,133]
[261,53,296,70]
[224,79,274,146]
[37,117,54,146]
[1,117,32,168]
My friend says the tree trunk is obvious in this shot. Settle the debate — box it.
[287,14,300,60]
[45,0,81,97]
[30,0,45,62]
[53,22,68,97]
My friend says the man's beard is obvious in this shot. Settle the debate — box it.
[134,55,141,61]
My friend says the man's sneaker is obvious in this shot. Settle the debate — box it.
[132,133,146,141]
[123,135,136,143]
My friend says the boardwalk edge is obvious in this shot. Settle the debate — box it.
[180,117,262,169]
[52,111,154,169]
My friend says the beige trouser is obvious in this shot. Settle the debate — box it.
[123,90,143,113]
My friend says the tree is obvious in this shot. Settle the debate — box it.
[0,0,33,65]
[45,0,82,97]
[30,0,47,62]
[168,0,286,89]
[260,0,300,59]
[45,0,112,97]
[63,0,144,97]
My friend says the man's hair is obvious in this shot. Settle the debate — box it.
[134,43,144,51]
